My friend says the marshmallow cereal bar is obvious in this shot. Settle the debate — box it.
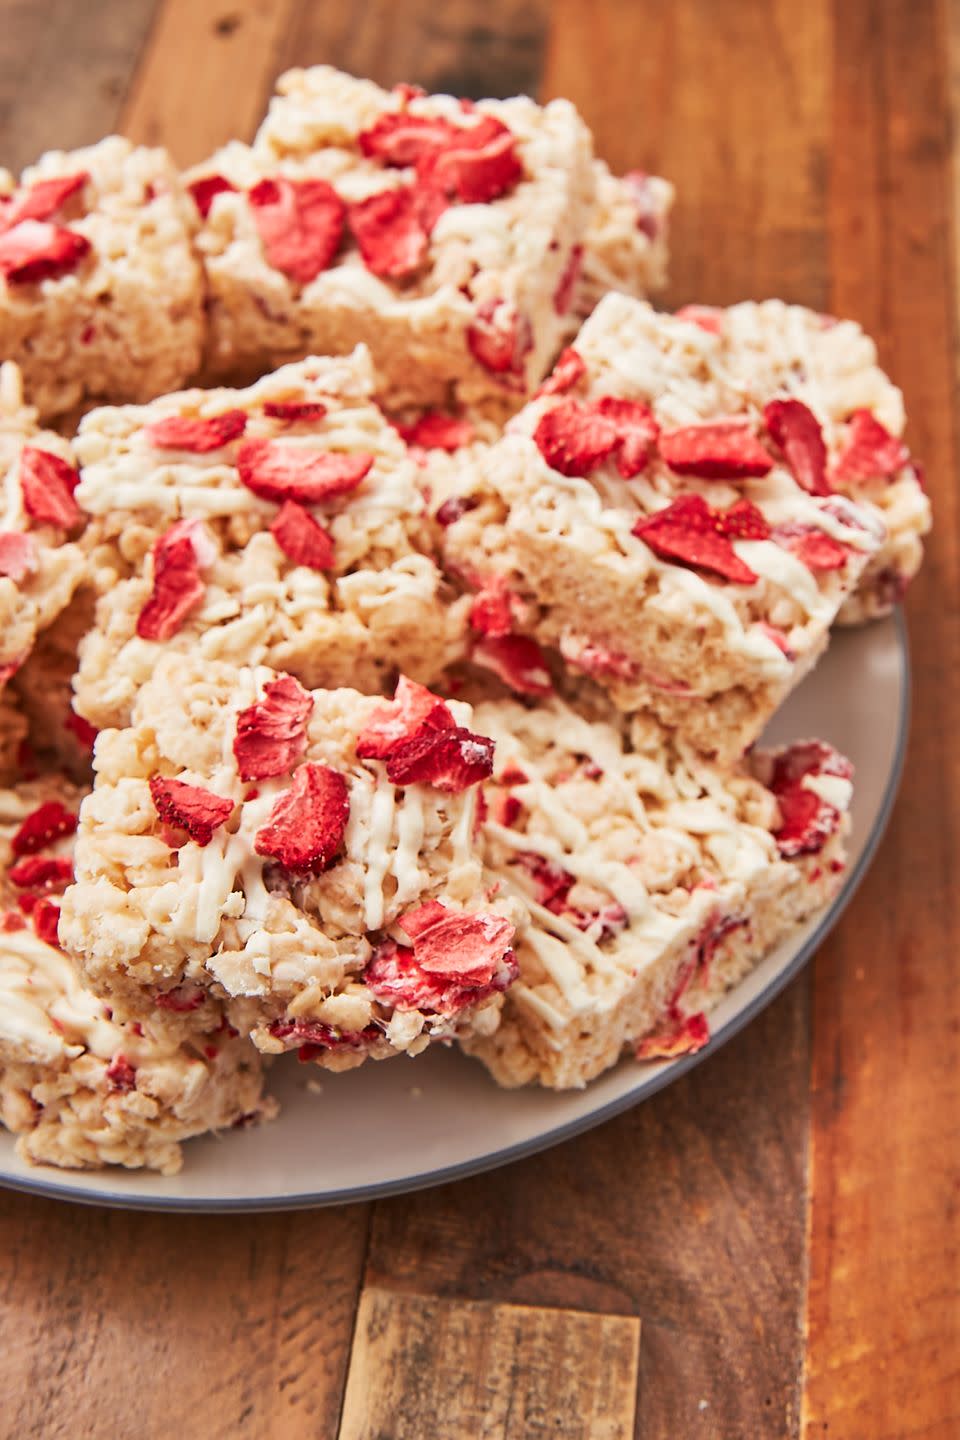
[574,161,674,319]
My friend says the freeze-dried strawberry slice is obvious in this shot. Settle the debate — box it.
[269,499,336,570]
[659,421,773,479]
[1,173,88,229]
[511,851,575,912]
[234,674,313,781]
[773,523,849,572]
[416,115,522,204]
[12,800,77,856]
[385,726,494,792]
[0,531,35,581]
[533,399,618,477]
[65,710,98,750]
[248,177,345,285]
[105,1053,137,1092]
[0,220,90,284]
[348,186,429,278]
[9,855,72,890]
[356,675,454,760]
[469,577,514,638]
[254,762,350,873]
[435,494,479,526]
[149,775,234,846]
[33,899,61,946]
[395,411,475,451]
[757,622,795,659]
[764,398,830,496]
[830,409,909,485]
[552,244,583,316]
[472,635,554,696]
[143,409,247,452]
[397,899,450,939]
[268,1018,380,1060]
[398,902,516,984]
[623,170,662,240]
[155,984,206,1013]
[594,396,660,478]
[19,447,81,529]
[187,173,237,218]
[772,740,853,788]
[675,304,723,333]
[467,299,532,377]
[717,497,771,539]
[365,937,516,1017]
[536,346,587,398]
[236,438,373,504]
[632,494,763,585]
[558,635,638,680]
[136,520,213,642]
[490,792,522,827]
[263,400,328,423]
[358,112,461,166]
[636,1012,709,1060]
[766,740,851,858]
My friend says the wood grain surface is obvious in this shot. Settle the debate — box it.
[0,1,955,1437]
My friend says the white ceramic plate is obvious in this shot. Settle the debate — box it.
[0,616,908,1211]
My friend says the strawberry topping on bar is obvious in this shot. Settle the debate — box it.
[31,898,62,947]
[594,396,660,477]
[467,299,532,377]
[236,438,373,504]
[533,399,619,476]
[263,400,328,423]
[364,936,518,1018]
[764,398,831,495]
[149,776,235,846]
[830,409,909,485]
[12,801,77,856]
[269,499,336,570]
[254,761,350,872]
[767,740,853,858]
[384,726,495,792]
[144,409,247,452]
[0,531,36,581]
[187,173,238,218]
[355,675,454,760]
[772,523,850,572]
[234,674,313,781]
[469,576,514,638]
[348,187,429,277]
[248,176,346,284]
[636,1012,710,1060]
[359,112,462,166]
[633,494,769,584]
[267,1018,381,1061]
[0,220,91,284]
[9,855,73,890]
[675,304,723,333]
[0,173,88,230]
[18,448,82,529]
[105,1053,137,1092]
[659,421,774,479]
[395,412,475,451]
[416,115,522,204]
[536,346,587,398]
[136,519,213,642]
[65,710,99,751]
[397,901,516,983]
[472,634,554,696]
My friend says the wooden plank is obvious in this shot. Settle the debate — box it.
[0,0,157,173]
[0,1190,370,1440]
[120,0,303,164]
[804,0,960,1435]
[337,1287,640,1440]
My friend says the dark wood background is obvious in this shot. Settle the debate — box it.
[1,1,957,1435]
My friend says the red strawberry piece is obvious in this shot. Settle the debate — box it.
[1,173,88,230]
[348,187,429,278]
[472,634,554,696]
[830,409,909,485]
[136,520,212,642]
[559,636,638,680]
[623,170,661,240]
[490,791,522,827]
[398,903,516,984]
[435,494,479,526]
[659,421,773,479]
[552,244,583,316]
[469,577,514,638]
[105,1053,137,1092]
[234,673,313,781]
[771,739,853,788]
[536,346,587,398]
[764,398,830,495]
[32,899,62,947]
[636,1012,710,1060]
[143,408,247,452]
[717,497,771,540]
[267,1017,380,1060]
[254,762,350,873]
[633,494,763,584]
[767,740,851,858]
[392,82,426,107]
[19,447,82,529]
[155,985,206,1013]
[511,851,575,912]
[772,523,849,572]
[358,112,461,166]
[356,675,454,760]
[0,912,25,932]
[415,115,522,204]
[269,499,336,570]
[395,898,450,940]
[9,855,72,890]
[385,726,494,793]
[0,220,90,284]
[12,800,77,856]
[533,399,619,477]
[675,304,723,333]
[248,177,345,285]
[64,710,99,750]
[756,621,795,659]
[149,775,234,846]
[236,437,373,504]
[0,531,36,581]
[467,299,532,377]
[364,938,518,1017]
[594,396,660,478]
[499,764,528,785]
[187,173,237,219]
[263,400,328,423]
[395,411,475,451]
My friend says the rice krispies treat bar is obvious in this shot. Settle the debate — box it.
[71,348,470,732]
[186,65,595,406]
[437,293,887,765]
[60,655,519,1071]
[0,362,87,687]
[0,774,272,1173]
[0,137,204,421]
[574,162,674,319]
[462,698,852,1089]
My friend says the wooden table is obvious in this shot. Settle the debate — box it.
[0,1,956,1435]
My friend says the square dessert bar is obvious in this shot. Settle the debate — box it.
[438,293,890,764]
[72,348,470,732]
[574,161,674,320]
[463,697,853,1089]
[186,65,595,406]
[0,362,87,691]
[0,137,204,421]
[0,774,271,1173]
[60,655,519,1070]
